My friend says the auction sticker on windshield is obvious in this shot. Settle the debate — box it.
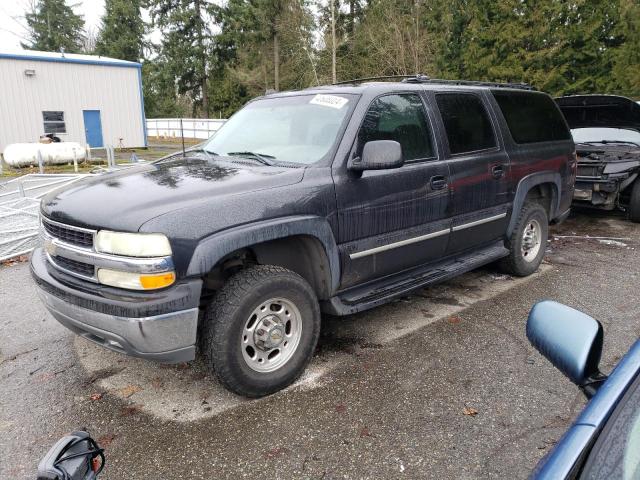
[310,94,349,109]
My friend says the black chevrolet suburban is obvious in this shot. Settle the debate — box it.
[32,78,576,397]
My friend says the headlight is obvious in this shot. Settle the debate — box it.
[95,231,172,257]
[97,269,176,290]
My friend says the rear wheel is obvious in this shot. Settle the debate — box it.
[500,202,548,277]
[628,180,640,223]
[200,265,321,397]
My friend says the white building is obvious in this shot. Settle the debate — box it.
[0,50,146,152]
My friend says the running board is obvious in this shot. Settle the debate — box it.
[322,242,509,316]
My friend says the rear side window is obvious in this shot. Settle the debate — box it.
[357,94,435,161]
[436,93,496,154]
[492,90,571,144]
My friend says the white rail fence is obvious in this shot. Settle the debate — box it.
[146,118,227,140]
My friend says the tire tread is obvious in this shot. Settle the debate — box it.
[500,202,548,277]
[629,181,640,223]
[200,265,320,397]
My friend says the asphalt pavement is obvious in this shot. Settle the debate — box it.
[1,211,639,479]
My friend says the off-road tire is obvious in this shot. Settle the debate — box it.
[629,180,640,223]
[200,265,321,397]
[499,202,549,277]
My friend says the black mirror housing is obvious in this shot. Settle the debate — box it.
[349,140,404,171]
[527,301,605,394]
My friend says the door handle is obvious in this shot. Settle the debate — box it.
[430,175,447,190]
[491,165,505,179]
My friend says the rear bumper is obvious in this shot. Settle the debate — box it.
[31,248,201,363]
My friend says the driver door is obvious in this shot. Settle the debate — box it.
[333,92,451,289]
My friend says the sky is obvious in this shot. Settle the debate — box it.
[0,0,105,51]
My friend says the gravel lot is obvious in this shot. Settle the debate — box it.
[1,210,638,479]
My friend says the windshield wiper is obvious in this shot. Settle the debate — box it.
[582,140,640,147]
[186,148,219,160]
[226,151,276,166]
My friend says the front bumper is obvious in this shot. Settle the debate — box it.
[573,177,622,209]
[31,248,201,363]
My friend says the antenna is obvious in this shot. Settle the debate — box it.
[180,118,185,158]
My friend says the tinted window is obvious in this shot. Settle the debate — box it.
[436,93,496,154]
[42,111,66,134]
[357,94,434,161]
[493,90,571,143]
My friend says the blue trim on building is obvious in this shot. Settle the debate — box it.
[0,52,141,69]
[2,51,146,147]
[137,67,148,147]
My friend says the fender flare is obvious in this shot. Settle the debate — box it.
[508,172,562,236]
[187,215,341,293]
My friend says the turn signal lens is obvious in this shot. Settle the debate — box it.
[140,272,176,289]
[97,269,175,290]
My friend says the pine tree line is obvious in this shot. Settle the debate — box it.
[21,0,640,119]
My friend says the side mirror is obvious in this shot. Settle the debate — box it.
[527,301,606,398]
[349,140,404,172]
[38,431,104,479]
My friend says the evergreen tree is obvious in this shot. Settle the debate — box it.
[142,58,190,118]
[340,0,441,79]
[557,0,623,94]
[95,0,146,62]
[22,0,85,53]
[213,0,316,98]
[612,0,640,97]
[316,0,367,82]
[146,0,215,117]
[138,0,639,119]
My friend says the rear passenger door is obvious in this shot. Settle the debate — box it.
[431,91,511,254]
[334,92,451,289]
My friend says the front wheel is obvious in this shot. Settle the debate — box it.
[500,202,549,277]
[200,265,321,397]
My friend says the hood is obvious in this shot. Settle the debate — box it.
[41,157,304,232]
[556,95,640,131]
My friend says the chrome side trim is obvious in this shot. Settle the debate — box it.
[349,228,449,260]
[451,213,507,232]
[349,212,508,260]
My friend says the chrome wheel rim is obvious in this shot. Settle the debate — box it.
[241,297,302,373]
[521,219,542,262]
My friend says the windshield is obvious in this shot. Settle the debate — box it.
[572,127,640,145]
[202,93,354,165]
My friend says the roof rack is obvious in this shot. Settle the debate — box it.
[402,75,535,90]
[333,75,414,85]
[332,74,535,91]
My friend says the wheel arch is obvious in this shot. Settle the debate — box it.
[508,173,561,236]
[187,216,340,299]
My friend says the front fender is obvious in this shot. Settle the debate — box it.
[187,215,341,292]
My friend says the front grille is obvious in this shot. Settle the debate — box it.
[577,165,601,177]
[52,256,95,277]
[42,219,94,248]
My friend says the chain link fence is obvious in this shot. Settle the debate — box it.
[0,174,88,261]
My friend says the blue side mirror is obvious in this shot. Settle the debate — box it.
[527,301,605,397]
